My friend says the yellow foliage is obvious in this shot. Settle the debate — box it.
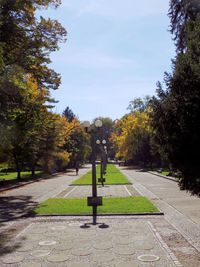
[111,112,152,160]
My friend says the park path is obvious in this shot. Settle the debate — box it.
[118,166,200,252]
[0,166,90,223]
[0,164,200,266]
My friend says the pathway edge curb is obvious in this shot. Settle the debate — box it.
[148,171,178,182]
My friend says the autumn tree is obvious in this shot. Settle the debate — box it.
[0,0,66,90]
[0,1,67,176]
[62,115,90,167]
[111,111,155,167]
[39,113,71,173]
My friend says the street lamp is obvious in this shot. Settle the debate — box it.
[96,139,107,186]
[82,119,103,225]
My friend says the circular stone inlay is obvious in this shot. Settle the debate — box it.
[31,250,50,258]
[114,246,135,255]
[47,252,69,262]
[2,255,24,264]
[19,262,42,267]
[138,254,160,262]
[71,248,92,256]
[50,226,66,231]
[93,241,113,250]
[39,240,57,246]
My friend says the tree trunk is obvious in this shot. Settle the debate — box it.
[31,162,36,176]
[17,170,21,179]
[13,150,21,180]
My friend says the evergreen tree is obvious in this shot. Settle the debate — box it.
[152,10,200,195]
[169,0,200,52]
[63,106,76,122]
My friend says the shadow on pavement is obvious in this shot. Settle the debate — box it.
[0,195,37,223]
[80,222,110,229]
[0,227,26,257]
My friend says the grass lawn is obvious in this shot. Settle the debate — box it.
[35,196,159,215]
[72,163,131,185]
[161,171,170,176]
[0,171,42,181]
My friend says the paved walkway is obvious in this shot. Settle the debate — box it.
[61,185,134,198]
[0,166,90,223]
[118,166,200,252]
[0,217,188,267]
[0,165,200,266]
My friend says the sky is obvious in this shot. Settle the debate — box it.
[39,0,175,121]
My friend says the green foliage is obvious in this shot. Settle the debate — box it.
[62,106,76,122]
[0,1,67,177]
[35,197,159,215]
[169,0,200,52]
[127,96,151,113]
[152,13,200,196]
[0,0,66,90]
[92,117,115,158]
[61,116,90,167]
[111,109,159,167]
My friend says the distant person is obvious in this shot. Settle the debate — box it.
[75,162,79,175]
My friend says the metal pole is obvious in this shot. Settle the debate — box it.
[91,133,97,225]
[100,155,104,187]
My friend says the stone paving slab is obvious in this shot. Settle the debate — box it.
[64,185,131,198]
[119,167,200,252]
[0,219,181,267]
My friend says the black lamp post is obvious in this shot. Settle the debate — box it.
[82,119,103,225]
[96,139,107,187]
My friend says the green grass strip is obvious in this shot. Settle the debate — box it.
[0,171,42,181]
[35,196,159,215]
[72,163,131,185]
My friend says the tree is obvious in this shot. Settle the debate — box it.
[62,117,90,167]
[39,113,71,173]
[63,106,76,122]
[92,117,115,159]
[111,112,155,167]
[151,14,200,196]
[0,0,66,91]
[0,0,67,177]
[0,69,58,178]
[169,0,200,52]
[127,96,151,113]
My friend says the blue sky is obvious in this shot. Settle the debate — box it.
[40,0,175,121]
